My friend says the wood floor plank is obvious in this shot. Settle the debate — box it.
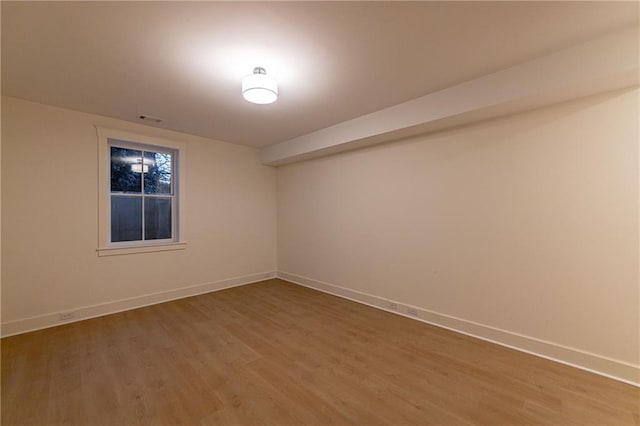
[2,279,638,425]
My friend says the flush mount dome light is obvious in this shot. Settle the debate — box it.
[242,67,278,104]
[131,158,153,173]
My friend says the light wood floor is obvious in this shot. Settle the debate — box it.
[2,279,638,425]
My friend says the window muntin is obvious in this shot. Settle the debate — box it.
[108,140,177,245]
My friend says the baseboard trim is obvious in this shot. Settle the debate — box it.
[1,271,277,338]
[277,271,639,387]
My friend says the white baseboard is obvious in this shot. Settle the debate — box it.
[277,271,639,387]
[1,271,277,338]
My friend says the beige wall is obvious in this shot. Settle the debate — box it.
[278,89,639,377]
[2,89,638,382]
[1,96,277,329]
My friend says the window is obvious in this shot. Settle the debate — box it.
[110,143,175,243]
[97,128,186,256]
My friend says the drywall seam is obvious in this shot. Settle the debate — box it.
[277,271,639,387]
[1,271,277,337]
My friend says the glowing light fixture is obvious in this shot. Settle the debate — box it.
[242,67,278,104]
[131,158,150,173]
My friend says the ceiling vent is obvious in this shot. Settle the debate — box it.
[138,114,163,123]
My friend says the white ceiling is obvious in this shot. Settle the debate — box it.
[2,1,638,148]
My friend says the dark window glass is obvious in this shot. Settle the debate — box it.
[111,196,142,242]
[109,143,176,244]
[144,151,172,194]
[111,147,142,193]
[145,198,172,240]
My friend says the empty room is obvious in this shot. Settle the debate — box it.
[1,1,639,425]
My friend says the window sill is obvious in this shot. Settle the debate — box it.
[97,242,187,257]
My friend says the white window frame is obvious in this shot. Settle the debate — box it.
[97,127,187,256]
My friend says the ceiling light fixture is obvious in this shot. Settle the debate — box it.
[131,158,151,173]
[242,67,278,104]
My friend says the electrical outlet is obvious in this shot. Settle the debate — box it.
[389,302,399,311]
[59,312,75,321]
[407,307,419,317]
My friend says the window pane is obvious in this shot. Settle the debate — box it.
[145,198,172,240]
[111,147,142,193]
[111,196,142,242]
[144,151,172,194]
